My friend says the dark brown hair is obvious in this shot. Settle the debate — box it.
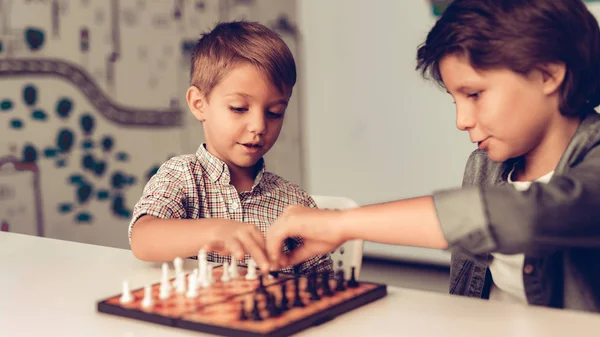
[416,0,600,117]
[190,20,296,100]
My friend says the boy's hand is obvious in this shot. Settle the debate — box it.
[202,222,271,273]
[266,205,346,269]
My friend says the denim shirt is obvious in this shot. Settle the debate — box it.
[432,109,600,313]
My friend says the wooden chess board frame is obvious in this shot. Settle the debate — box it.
[97,266,387,337]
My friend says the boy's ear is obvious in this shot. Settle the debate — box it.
[186,86,207,122]
[540,62,566,96]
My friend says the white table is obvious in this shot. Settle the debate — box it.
[2,232,600,337]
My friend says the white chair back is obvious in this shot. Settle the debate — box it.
[310,195,363,280]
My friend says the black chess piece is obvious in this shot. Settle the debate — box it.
[309,275,321,301]
[321,271,334,296]
[335,269,346,291]
[304,273,314,294]
[348,266,359,288]
[239,300,248,321]
[266,292,281,317]
[292,277,305,307]
[256,274,267,294]
[252,297,262,321]
[279,283,289,311]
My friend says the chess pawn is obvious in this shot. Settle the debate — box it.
[245,259,257,280]
[175,271,187,293]
[160,263,172,292]
[141,285,154,308]
[221,261,231,282]
[186,271,199,298]
[174,256,183,275]
[207,265,214,284]
[120,280,133,304]
[198,249,207,278]
[230,256,239,279]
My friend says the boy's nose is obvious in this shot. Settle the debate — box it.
[247,112,266,134]
[456,106,476,131]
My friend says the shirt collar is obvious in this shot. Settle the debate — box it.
[195,143,266,188]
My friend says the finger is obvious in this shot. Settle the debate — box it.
[265,223,291,263]
[241,231,270,273]
[224,238,245,261]
[202,240,226,254]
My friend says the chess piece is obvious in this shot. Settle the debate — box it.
[120,280,133,304]
[221,261,231,282]
[256,274,267,294]
[335,269,346,291]
[175,271,187,293]
[245,259,257,280]
[186,271,199,298]
[309,280,321,301]
[174,256,183,275]
[141,284,154,308]
[160,263,172,291]
[304,273,315,294]
[207,265,214,285]
[230,256,239,279]
[292,277,304,307]
[321,270,333,296]
[266,292,281,317]
[279,283,289,311]
[239,300,248,321]
[348,267,359,288]
[252,297,262,321]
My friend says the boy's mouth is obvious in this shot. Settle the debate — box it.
[238,142,263,152]
[240,142,262,148]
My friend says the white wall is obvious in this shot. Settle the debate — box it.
[297,1,475,266]
[297,1,600,266]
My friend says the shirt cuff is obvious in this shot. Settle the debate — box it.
[432,186,497,254]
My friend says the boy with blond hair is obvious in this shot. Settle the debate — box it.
[128,21,332,275]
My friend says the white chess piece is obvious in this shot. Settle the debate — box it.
[201,265,212,288]
[141,285,154,308]
[186,271,199,298]
[175,272,187,294]
[230,256,239,279]
[245,259,257,280]
[221,261,231,282]
[207,265,214,284]
[174,257,183,275]
[120,280,133,304]
[198,249,207,276]
[160,263,172,291]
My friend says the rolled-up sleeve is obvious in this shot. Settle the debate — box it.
[432,144,600,255]
[128,160,188,244]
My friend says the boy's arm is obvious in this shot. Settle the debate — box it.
[289,195,334,274]
[129,161,267,263]
[434,145,600,255]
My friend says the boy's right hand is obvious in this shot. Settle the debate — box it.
[202,222,271,273]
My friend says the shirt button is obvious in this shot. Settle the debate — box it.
[523,264,535,275]
[231,202,239,210]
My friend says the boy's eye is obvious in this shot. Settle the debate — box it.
[468,92,481,99]
[267,111,284,119]
[229,106,248,113]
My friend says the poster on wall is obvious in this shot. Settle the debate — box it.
[0,0,303,249]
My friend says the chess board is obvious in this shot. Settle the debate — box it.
[97,265,387,337]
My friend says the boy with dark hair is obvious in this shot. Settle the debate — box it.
[265,0,600,312]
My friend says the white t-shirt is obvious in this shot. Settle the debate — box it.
[487,169,554,304]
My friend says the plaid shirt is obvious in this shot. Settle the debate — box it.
[129,144,332,275]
